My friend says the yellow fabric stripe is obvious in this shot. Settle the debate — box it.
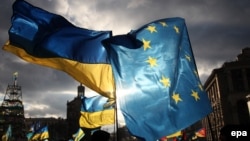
[3,42,115,100]
[79,109,115,128]
[40,132,49,139]
[166,131,182,138]
[73,129,85,141]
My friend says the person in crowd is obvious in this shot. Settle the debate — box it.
[91,130,110,141]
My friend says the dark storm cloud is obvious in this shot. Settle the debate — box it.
[25,0,60,13]
[190,23,250,61]
[1,0,250,118]
[1,51,78,94]
[0,0,14,29]
[0,1,80,118]
[25,92,74,118]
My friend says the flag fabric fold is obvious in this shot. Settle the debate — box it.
[3,0,115,100]
[103,17,212,140]
[79,95,115,128]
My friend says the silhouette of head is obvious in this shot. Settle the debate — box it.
[91,130,110,141]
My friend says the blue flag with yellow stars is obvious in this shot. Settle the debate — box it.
[103,17,212,141]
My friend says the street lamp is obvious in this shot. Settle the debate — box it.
[246,94,250,117]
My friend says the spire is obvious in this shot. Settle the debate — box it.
[13,72,18,86]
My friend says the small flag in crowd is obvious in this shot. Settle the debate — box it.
[72,128,85,141]
[79,95,115,128]
[30,125,49,140]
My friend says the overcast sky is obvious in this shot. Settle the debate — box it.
[0,0,250,118]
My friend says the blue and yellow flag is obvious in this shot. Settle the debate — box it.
[72,128,85,141]
[3,0,115,100]
[31,125,49,140]
[103,17,212,141]
[79,95,115,128]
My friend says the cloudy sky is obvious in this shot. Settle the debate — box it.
[0,0,250,118]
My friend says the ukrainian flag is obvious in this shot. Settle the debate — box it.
[79,95,115,128]
[31,125,49,140]
[72,128,85,141]
[3,0,115,100]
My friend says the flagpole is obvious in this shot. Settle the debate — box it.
[115,100,119,141]
[113,84,119,141]
[110,91,119,141]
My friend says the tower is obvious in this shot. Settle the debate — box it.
[77,83,85,97]
[0,72,26,140]
[66,83,85,139]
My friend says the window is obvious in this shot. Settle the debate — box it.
[231,69,244,91]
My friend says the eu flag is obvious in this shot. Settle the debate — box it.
[3,0,115,100]
[103,17,212,141]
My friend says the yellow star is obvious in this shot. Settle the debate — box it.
[172,93,182,104]
[194,70,198,77]
[160,76,171,87]
[191,90,200,101]
[146,25,157,33]
[146,56,157,67]
[174,25,179,34]
[159,22,167,27]
[142,39,151,51]
[185,55,191,62]
[198,83,204,91]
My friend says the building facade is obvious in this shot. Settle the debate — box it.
[202,48,250,141]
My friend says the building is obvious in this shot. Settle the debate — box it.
[202,47,250,141]
[66,83,85,139]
